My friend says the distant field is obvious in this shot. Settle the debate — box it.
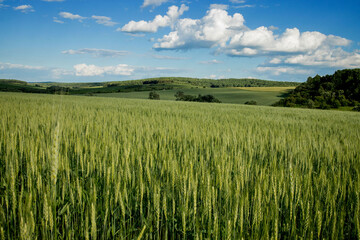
[95,87,293,105]
[233,86,296,92]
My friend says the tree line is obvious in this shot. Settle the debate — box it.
[273,69,360,110]
[148,91,221,103]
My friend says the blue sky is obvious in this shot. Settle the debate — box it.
[0,0,359,82]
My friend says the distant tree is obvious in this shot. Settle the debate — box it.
[197,94,221,103]
[106,83,118,87]
[307,100,316,109]
[46,86,70,94]
[149,91,160,100]
[175,91,185,100]
[245,100,257,105]
[175,92,221,103]
[273,69,360,109]
[353,105,360,112]
[143,80,159,85]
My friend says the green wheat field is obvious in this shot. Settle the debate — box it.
[0,92,360,239]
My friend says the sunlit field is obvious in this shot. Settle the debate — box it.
[0,92,359,239]
[95,87,292,105]
[232,86,296,92]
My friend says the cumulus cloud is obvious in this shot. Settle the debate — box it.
[62,48,129,57]
[146,5,359,72]
[228,27,351,55]
[280,48,360,68]
[142,0,169,8]
[199,59,222,64]
[268,25,278,31]
[74,64,135,76]
[0,62,44,70]
[153,8,245,50]
[14,5,34,13]
[59,12,86,21]
[92,15,117,26]
[210,4,228,10]
[119,4,188,33]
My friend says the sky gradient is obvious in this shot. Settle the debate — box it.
[1,0,360,82]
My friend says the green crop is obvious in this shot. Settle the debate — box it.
[0,92,359,239]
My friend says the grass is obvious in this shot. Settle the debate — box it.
[233,86,296,92]
[95,87,293,105]
[0,92,359,239]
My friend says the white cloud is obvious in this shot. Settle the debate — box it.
[52,69,74,79]
[233,5,255,8]
[210,4,228,10]
[59,12,86,21]
[14,5,34,13]
[142,0,169,8]
[0,62,44,70]
[199,59,222,64]
[268,25,278,31]
[0,0,9,7]
[91,15,117,26]
[228,48,258,56]
[62,48,129,57]
[153,8,245,50]
[149,5,359,72]
[228,27,351,55]
[74,64,135,76]
[204,74,225,79]
[125,33,146,37]
[42,0,64,2]
[269,58,282,64]
[209,74,217,79]
[120,4,188,33]
[256,66,313,76]
[230,0,246,3]
[281,48,360,68]
[53,17,64,24]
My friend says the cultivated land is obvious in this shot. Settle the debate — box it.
[95,87,294,105]
[1,92,359,239]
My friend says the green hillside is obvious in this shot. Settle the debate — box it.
[1,77,299,95]
[95,87,294,105]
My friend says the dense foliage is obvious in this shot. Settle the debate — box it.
[274,69,360,109]
[148,91,160,100]
[107,77,300,88]
[1,92,359,239]
[244,100,257,105]
[175,91,221,103]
